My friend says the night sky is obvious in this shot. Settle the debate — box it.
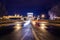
[0,0,60,16]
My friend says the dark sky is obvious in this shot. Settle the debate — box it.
[0,0,60,16]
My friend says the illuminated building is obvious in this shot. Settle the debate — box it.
[27,12,33,20]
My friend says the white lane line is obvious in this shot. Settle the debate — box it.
[32,28,40,40]
[21,29,29,40]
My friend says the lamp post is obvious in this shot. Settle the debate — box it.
[41,14,45,19]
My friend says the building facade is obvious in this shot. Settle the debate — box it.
[27,12,33,20]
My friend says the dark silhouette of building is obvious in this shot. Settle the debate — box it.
[0,2,7,17]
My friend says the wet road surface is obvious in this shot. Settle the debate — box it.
[0,21,60,40]
[0,22,36,40]
[33,22,60,40]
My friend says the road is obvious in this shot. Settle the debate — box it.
[33,23,60,40]
[0,20,60,40]
[32,20,60,40]
[0,21,36,40]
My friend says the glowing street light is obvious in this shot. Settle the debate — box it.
[41,14,45,19]
[41,14,45,18]
[40,22,47,30]
[14,22,21,31]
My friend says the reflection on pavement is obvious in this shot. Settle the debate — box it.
[14,23,22,32]
[21,20,35,40]
[0,21,36,40]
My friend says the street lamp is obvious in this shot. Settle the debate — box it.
[41,14,45,19]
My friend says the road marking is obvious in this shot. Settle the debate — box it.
[32,28,40,40]
[21,31,29,40]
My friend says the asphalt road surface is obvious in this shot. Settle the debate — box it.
[0,21,36,40]
[0,21,60,40]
